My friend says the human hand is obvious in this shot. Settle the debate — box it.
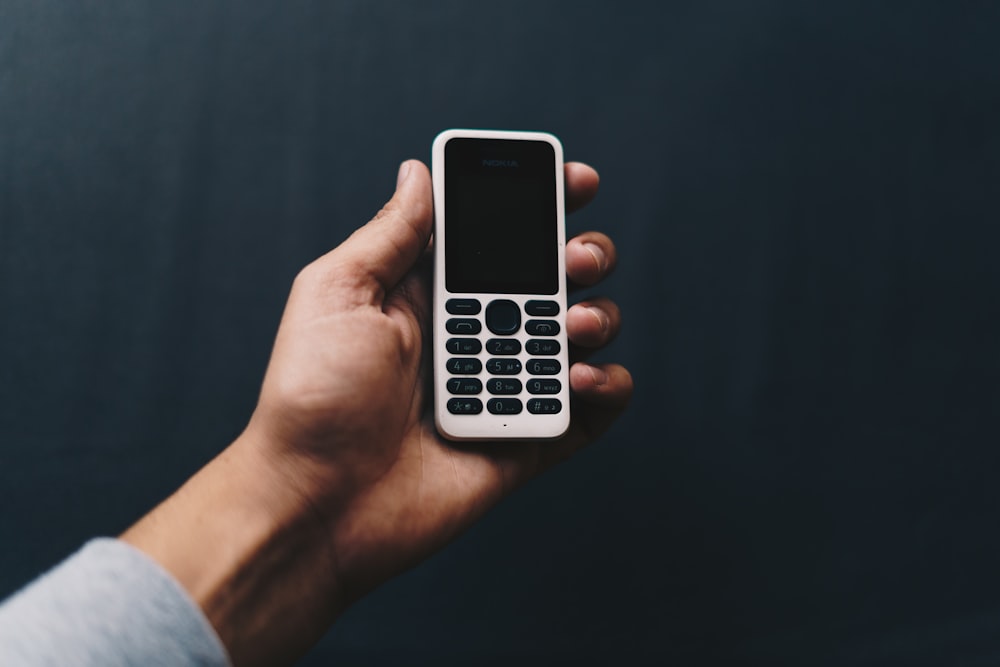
[245,158,631,599]
[123,159,631,666]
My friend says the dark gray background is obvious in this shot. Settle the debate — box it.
[3,1,1000,665]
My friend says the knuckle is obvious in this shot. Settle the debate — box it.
[292,254,369,302]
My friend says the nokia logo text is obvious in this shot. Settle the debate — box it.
[482,159,519,167]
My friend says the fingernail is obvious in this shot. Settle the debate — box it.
[588,365,609,386]
[583,242,608,273]
[586,305,610,332]
[397,161,411,188]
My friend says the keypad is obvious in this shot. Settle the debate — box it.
[486,339,521,355]
[442,297,563,419]
[448,397,483,414]
[527,378,561,394]
[448,378,483,394]
[525,320,560,336]
[448,358,483,375]
[447,338,482,355]
[525,339,559,355]
[485,300,521,335]
[446,299,482,315]
[487,398,523,415]
[525,300,560,316]
[527,359,560,375]
[446,318,481,335]
[527,399,562,414]
[487,378,522,395]
[486,358,522,375]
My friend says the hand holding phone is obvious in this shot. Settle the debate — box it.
[432,129,571,440]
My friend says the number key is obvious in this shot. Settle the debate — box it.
[448,378,483,395]
[486,338,521,355]
[487,378,522,395]
[448,358,482,375]
[487,398,522,415]
[527,379,561,394]
[527,359,561,375]
[486,358,522,375]
[526,339,560,355]
[447,338,482,355]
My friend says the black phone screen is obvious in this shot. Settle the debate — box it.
[444,137,558,294]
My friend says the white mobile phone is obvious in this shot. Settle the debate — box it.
[432,129,570,441]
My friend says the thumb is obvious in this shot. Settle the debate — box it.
[326,159,433,299]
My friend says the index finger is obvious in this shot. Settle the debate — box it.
[565,162,600,213]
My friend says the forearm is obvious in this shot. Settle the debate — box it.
[121,432,343,667]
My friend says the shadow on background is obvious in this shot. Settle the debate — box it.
[2,2,999,665]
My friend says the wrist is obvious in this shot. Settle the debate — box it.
[122,431,345,666]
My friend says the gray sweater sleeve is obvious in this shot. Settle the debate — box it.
[0,538,231,667]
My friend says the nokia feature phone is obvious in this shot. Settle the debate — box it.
[432,129,570,441]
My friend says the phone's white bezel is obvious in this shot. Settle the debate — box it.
[432,129,570,441]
